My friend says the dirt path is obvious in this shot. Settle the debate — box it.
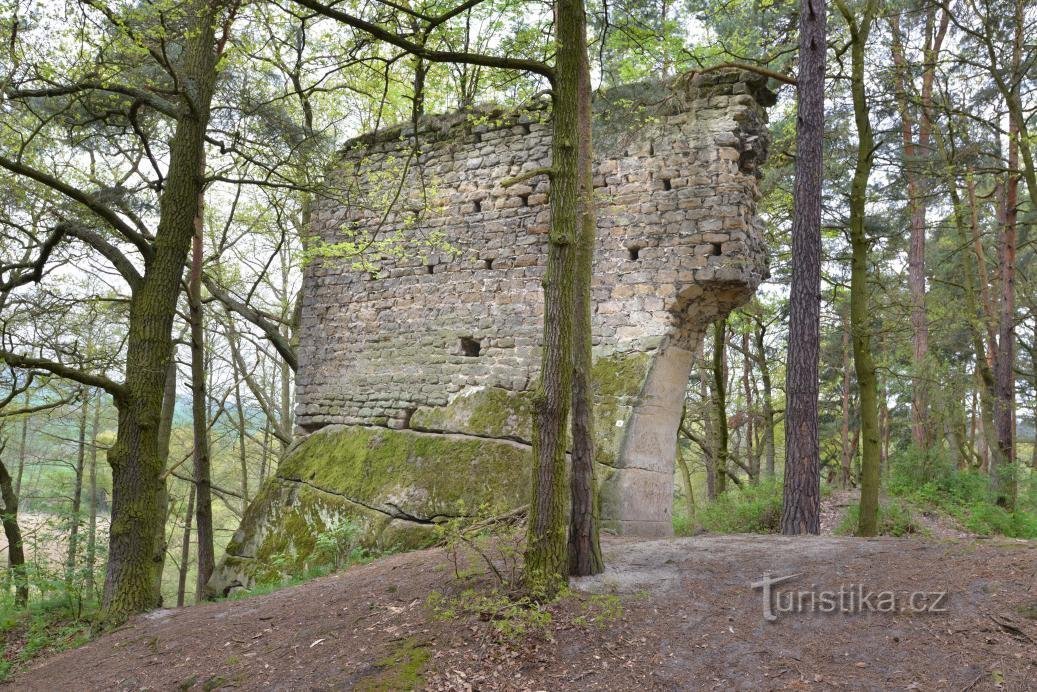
[8,535,1037,690]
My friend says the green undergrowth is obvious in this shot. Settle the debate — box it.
[224,519,405,601]
[0,597,96,682]
[675,478,785,535]
[888,449,1037,539]
[834,498,925,537]
[355,637,430,691]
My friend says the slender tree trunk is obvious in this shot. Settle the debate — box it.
[889,9,947,451]
[523,0,586,592]
[14,391,28,497]
[676,408,696,518]
[933,124,1001,486]
[840,301,852,488]
[230,338,250,513]
[754,320,776,477]
[990,9,1022,508]
[66,388,89,581]
[566,0,601,573]
[177,484,195,608]
[741,329,758,483]
[712,319,729,492]
[101,0,222,625]
[0,459,27,608]
[85,394,101,596]
[190,187,215,602]
[838,0,880,536]
[700,361,717,499]
[781,0,826,535]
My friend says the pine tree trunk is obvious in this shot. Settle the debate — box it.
[781,0,826,535]
[991,8,1022,509]
[889,10,946,451]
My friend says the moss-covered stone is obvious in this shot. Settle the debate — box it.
[410,386,534,442]
[355,637,430,691]
[209,425,530,592]
[210,349,660,593]
[590,350,653,469]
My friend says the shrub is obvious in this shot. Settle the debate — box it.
[694,479,784,534]
[835,499,923,537]
[887,446,1037,539]
[962,503,1037,538]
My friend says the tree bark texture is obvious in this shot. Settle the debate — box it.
[781,0,826,535]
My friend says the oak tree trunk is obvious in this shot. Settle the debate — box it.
[101,0,222,625]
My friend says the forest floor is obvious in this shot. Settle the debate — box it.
[6,532,1037,691]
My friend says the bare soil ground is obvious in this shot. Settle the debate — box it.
[6,533,1037,691]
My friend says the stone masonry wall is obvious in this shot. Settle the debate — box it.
[212,69,772,591]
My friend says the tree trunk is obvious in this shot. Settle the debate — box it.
[932,123,1001,488]
[230,332,250,513]
[14,391,28,497]
[840,301,852,488]
[754,319,776,477]
[838,0,880,536]
[0,459,27,608]
[66,388,89,582]
[712,319,729,492]
[889,9,947,451]
[101,0,222,625]
[676,408,696,518]
[566,5,601,573]
[781,0,826,535]
[741,329,758,483]
[990,7,1022,508]
[523,0,585,593]
[85,394,101,596]
[177,483,195,608]
[190,183,215,602]
[700,361,717,499]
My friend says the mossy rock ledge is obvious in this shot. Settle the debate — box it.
[207,424,532,593]
[209,350,654,594]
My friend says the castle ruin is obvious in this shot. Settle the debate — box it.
[212,68,773,590]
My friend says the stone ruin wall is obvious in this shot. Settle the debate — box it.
[296,68,772,535]
[210,68,773,592]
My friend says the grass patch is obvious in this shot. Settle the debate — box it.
[0,597,95,682]
[677,479,784,535]
[834,498,924,537]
